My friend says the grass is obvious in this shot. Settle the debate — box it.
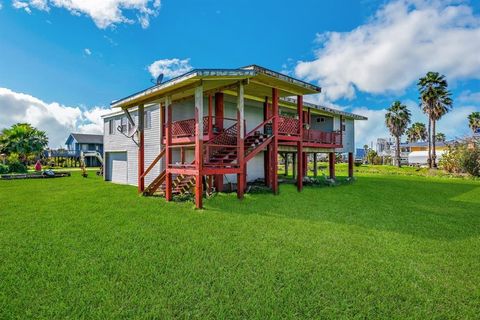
[0,168,479,319]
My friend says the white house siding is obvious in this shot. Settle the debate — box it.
[339,119,355,154]
[310,115,334,132]
[103,104,162,186]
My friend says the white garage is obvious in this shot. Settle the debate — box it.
[105,152,128,184]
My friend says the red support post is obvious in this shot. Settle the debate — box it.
[237,83,245,199]
[329,152,336,180]
[297,95,303,191]
[137,104,145,193]
[340,115,343,146]
[272,88,279,195]
[165,99,173,201]
[214,92,224,192]
[348,152,354,178]
[208,95,213,137]
[160,104,165,138]
[302,152,307,177]
[194,86,204,209]
[263,97,270,187]
[207,175,213,194]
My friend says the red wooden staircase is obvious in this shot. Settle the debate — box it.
[156,174,196,196]
[143,117,275,199]
[244,116,274,162]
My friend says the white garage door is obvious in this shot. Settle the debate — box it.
[106,152,128,184]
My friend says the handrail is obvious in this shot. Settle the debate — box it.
[140,148,165,179]
[302,129,342,145]
[246,115,275,138]
[205,122,238,145]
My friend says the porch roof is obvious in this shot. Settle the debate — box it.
[110,65,321,110]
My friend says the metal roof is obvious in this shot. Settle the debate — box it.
[401,141,450,147]
[67,133,103,145]
[110,65,322,109]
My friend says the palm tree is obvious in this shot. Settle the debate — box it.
[435,132,446,142]
[468,112,480,134]
[0,123,48,163]
[385,101,411,167]
[418,72,452,168]
[406,122,427,143]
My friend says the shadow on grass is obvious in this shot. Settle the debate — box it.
[206,175,480,241]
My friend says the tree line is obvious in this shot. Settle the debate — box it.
[385,71,480,168]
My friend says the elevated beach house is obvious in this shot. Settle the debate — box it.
[103,65,367,208]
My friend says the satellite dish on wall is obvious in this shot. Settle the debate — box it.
[156,73,164,85]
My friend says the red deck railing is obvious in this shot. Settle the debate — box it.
[170,117,210,138]
[303,129,342,145]
[278,115,300,136]
[169,116,241,139]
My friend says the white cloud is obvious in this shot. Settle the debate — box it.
[84,48,91,55]
[0,2,3,10]
[458,90,480,104]
[351,100,477,148]
[295,0,480,101]
[11,0,161,29]
[0,87,110,148]
[103,35,118,46]
[147,58,193,80]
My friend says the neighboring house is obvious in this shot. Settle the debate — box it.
[402,141,449,165]
[65,133,104,167]
[103,65,367,208]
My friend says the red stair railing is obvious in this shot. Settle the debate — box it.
[204,121,240,167]
[140,148,166,179]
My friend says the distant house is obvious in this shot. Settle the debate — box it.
[65,133,104,167]
[403,141,449,165]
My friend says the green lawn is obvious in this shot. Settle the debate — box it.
[1,169,479,319]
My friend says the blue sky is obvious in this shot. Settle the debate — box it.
[0,0,479,147]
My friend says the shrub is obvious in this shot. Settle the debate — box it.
[372,155,383,165]
[366,150,378,164]
[440,140,480,177]
[459,146,480,176]
[440,144,462,173]
[6,153,28,173]
[0,164,9,174]
[8,162,27,173]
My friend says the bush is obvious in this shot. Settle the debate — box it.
[440,140,480,177]
[440,144,462,173]
[459,146,480,176]
[0,164,9,174]
[8,162,27,173]
[6,153,28,173]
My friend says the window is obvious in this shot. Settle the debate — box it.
[120,117,127,133]
[108,119,114,134]
[317,117,325,123]
[144,110,152,129]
